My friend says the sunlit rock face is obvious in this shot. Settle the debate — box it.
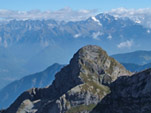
[2,45,130,113]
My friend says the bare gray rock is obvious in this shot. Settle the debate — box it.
[3,45,130,113]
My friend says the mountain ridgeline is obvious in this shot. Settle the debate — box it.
[112,50,151,65]
[111,50,151,72]
[91,69,151,113]
[0,13,151,90]
[1,45,131,113]
[122,63,151,72]
[0,63,64,109]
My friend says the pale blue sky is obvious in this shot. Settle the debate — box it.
[0,0,150,11]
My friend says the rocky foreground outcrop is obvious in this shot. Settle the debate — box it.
[91,69,151,113]
[2,45,131,113]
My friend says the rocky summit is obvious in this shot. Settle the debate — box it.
[91,69,151,113]
[2,45,131,113]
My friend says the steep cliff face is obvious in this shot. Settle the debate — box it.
[3,45,131,113]
[91,69,151,113]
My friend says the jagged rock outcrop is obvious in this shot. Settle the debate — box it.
[2,45,131,113]
[91,69,151,113]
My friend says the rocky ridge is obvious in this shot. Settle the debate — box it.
[2,45,131,113]
[91,69,151,113]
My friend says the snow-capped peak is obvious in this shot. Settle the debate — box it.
[91,16,102,26]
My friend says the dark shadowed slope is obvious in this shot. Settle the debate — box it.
[0,63,64,109]
[91,69,151,113]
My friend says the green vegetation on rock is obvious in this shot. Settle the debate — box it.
[66,104,96,113]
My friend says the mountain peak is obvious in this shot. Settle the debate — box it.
[71,45,130,82]
[4,45,131,113]
[70,45,107,67]
[77,45,106,56]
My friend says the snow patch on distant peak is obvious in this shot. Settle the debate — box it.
[91,16,102,26]
[91,16,98,22]
[108,8,151,28]
[113,15,119,20]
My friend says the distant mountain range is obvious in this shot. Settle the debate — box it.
[112,50,151,65]
[0,63,64,109]
[111,50,151,72]
[0,13,151,90]
[122,63,151,72]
